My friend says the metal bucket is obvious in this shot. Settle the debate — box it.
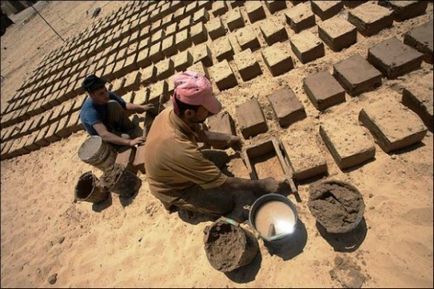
[203,219,259,272]
[75,171,109,204]
[249,193,299,242]
[101,164,142,198]
[78,136,116,172]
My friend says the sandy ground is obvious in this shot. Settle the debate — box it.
[1,1,433,288]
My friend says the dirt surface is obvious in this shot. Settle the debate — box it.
[308,181,365,234]
[1,1,433,288]
[253,153,285,179]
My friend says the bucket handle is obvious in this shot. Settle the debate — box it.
[220,216,240,227]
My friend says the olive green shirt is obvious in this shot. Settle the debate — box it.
[144,107,227,203]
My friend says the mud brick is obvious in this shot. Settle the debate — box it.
[268,86,306,127]
[402,74,433,131]
[115,147,136,170]
[320,117,375,169]
[111,77,126,95]
[50,105,65,122]
[187,62,208,77]
[214,38,235,62]
[132,145,146,173]
[225,7,244,32]
[141,65,156,86]
[112,59,126,79]
[148,80,168,104]
[9,136,29,157]
[209,60,237,91]
[136,47,150,68]
[261,43,294,77]
[359,98,427,153]
[123,54,137,74]
[179,15,193,31]
[311,1,343,20]
[318,17,357,52]
[379,0,427,21]
[368,37,423,79]
[197,0,212,10]
[165,22,178,36]
[23,133,40,152]
[207,111,236,136]
[236,98,268,138]
[192,44,213,67]
[212,1,228,17]
[260,19,288,46]
[173,51,193,72]
[28,114,44,131]
[123,71,141,91]
[193,7,209,24]
[290,31,324,64]
[236,27,260,51]
[68,110,83,132]
[333,54,382,96]
[33,125,49,147]
[123,91,135,104]
[191,22,208,45]
[404,20,433,64]
[149,41,164,63]
[348,2,393,36]
[234,49,262,81]
[207,17,226,40]
[21,118,35,135]
[285,3,316,33]
[265,0,287,14]
[138,37,149,51]
[45,121,61,143]
[155,58,174,80]
[282,132,327,180]
[56,115,72,138]
[161,35,177,58]
[175,28,192,51]
[303,71,346,111]
[133,87,149,105]
[185,1,198,15]
[246,1,266,23]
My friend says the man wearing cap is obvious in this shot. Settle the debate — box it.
[80,74,156,148]
[144,71,288,217]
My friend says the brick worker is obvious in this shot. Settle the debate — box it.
[144,71,288,217]
[80,74,156,149]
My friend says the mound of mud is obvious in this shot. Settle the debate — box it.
[203,220,258,272]
[308,180,365,234]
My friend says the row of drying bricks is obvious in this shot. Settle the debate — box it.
[1,20,432,161]
[3,0,431,129]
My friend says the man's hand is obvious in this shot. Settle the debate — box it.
[128,136,145,147]
[228,135,242,151]
[258,177,290,195]
[143,103,159,115]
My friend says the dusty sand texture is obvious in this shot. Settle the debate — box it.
[1,1,433,287]
[308,181,365,234]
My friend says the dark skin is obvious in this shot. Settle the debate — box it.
[177,105,289,195]
[90,86,157,146]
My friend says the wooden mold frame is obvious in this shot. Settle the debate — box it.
[241,137,300,201]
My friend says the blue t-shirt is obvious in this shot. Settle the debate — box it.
[79,92,127,135]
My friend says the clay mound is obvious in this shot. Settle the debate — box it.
[203,220,257,272]
[308,180,365,234]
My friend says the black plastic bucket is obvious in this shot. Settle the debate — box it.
[75,171,109,204]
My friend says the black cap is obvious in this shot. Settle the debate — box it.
[82,74,107,92]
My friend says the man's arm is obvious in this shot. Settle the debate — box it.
[93,122,144,146]
[196,128,242,151]
[219,177,290,196]
[125,102,157,114]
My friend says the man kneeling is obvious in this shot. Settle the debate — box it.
[144,71,288,217]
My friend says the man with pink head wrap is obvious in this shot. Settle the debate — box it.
[144,71,288,218]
